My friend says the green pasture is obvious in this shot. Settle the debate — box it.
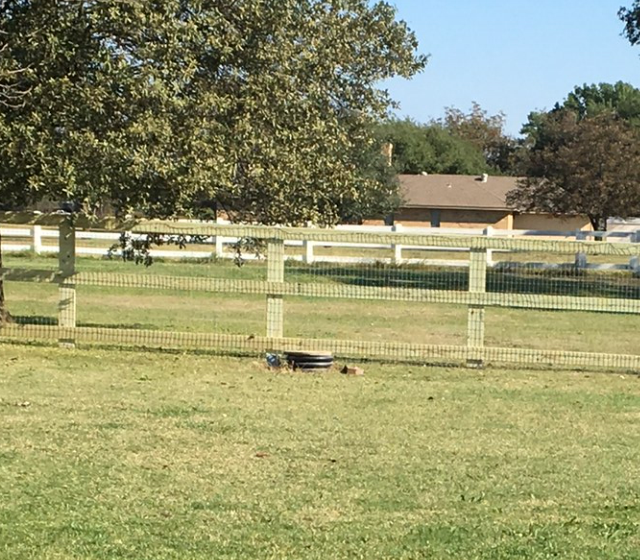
[1,346,639,559]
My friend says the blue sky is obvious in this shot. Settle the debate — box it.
[384,0,640,136]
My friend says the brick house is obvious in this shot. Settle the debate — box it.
[383,174,592,231]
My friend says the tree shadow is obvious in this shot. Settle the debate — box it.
[288,264,469,291]
[0,269,62,282]
[11,315,57,326]
[288,262,640,299]
[487,268,640,299]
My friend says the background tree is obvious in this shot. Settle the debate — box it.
[507,111,640,231]
[377,118,490,175]
[0,0,426,324]
[517,81,640,179]
[440,102,517,174]
[561,81,640,126]
[522,82,640,143]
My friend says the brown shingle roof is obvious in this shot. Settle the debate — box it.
[399,174,520,211]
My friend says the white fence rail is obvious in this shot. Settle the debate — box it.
[2,223,640,271]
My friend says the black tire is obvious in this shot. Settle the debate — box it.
[285,351,334,371]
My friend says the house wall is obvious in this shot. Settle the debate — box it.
[393,208,512,229]
[388,208,433,227]
[367,209,593,232]
[513,213,592,231]
[440,209,512,229]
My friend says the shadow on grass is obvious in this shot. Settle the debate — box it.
[9,316,158,330]
[0,269,60,282]
[288,263,640,299]
[11,315,57,326]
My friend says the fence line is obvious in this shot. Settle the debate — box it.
[2,217,640,371]
[2,222,640,271]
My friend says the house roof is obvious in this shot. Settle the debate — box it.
[399,174,520,211]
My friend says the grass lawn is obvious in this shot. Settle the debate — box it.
[1,346,639,559]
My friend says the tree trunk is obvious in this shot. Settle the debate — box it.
[0,229,12,326]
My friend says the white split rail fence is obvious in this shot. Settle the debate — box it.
[2,221,640,272]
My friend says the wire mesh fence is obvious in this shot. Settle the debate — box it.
[1,217,640,371]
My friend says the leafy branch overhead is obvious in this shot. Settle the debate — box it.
[0,0,426,225]
[620,1,640,46]
[110,232,263,267]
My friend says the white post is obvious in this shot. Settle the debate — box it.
[575,230,587,269]
[303,240,315,264]
[32,225,42,255]
[303,221,314,264]
[483,226,494,267]
[392,223,403,264]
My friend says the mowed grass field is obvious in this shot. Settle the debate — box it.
[1,346,639,559]
[3,254,640,356]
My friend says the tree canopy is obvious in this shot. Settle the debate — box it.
[378,102,517,176]
[0,0,425,225]
[514,83,640,231]
[508,111,640,231]
[561,82,640,126]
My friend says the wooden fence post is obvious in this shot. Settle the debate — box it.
[303,240,315,264]
[303,221,315,264]
[467,246,487,367]
[58,218,76,348]
[214,216,225,257]
[266,237,285,339]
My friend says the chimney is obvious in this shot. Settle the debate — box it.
[381,142,393,167]
[481,173,489,183]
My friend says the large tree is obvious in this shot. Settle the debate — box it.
[0,8,30,324]
[0,0,425,323]
[0,0,425,221]
[507,111,640,231]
